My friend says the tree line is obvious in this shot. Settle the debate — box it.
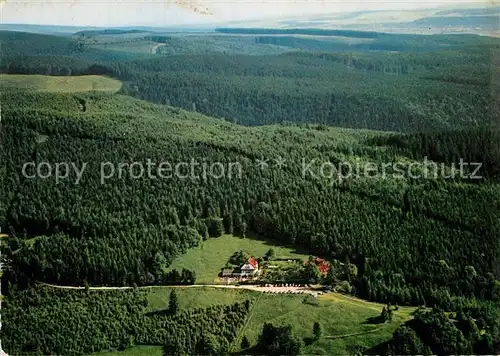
[386,305,500,355]
[2,91,498,310]
[1,285,250,355]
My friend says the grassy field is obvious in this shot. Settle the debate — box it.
[0,74,122,93]
[142,286,416,354]
[147,286,260,312]
[85,285,416,355]
[239,292,414,354]
[91,41,159,55]
[166,234,311,283]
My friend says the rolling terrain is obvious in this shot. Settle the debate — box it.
[6,283,417,355]
[227,5,500,36]
[0,24,499,355]
[147,286,418,354]
[2,4,498,36]
[1,86,498,354]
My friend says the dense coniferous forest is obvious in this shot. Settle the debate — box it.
[109,50,495,131]
[215,28,500,51]
[215,28,381,38]
[2,285,250,355]
[2,89,498,303]
[0,31,147,61]
[384,304,500,355]
[2,30,498,131]
[0,28,499,355]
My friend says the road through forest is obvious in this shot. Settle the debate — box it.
[39,282,322,295]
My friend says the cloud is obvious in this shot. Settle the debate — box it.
[1,0,492,26]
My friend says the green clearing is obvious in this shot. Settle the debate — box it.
[147,286,260,312]
[166,234,311,283]
[0,74,122,93]
[143,286,416,354]
[91,41,159,54]
[239,292,414,354]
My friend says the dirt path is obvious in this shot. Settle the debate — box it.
[39,282,321,296]
[323,326,385,340]
[233,285,322,296]
[230,292,263,352]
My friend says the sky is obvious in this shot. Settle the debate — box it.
[0,0,493,27]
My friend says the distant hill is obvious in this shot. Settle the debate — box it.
[73,29,151,36]
[434,6,500,16]
[223,5,499,35]
[215,27,380,38]
[398,15,499,30]
[0,23,101,35]
[2,5,497,36]
[0,31,150,61]
[0,23,214,35]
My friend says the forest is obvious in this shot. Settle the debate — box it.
[2,89,498,304]
[215,28,381,38]
[1,30,498,131]
[2,285,250,355]
[384,304,500,355]
[215,27,500,51]
[0,29,499,355]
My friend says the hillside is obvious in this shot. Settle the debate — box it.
[2,285,251,355]
[147,286,418,354]
[0,31,151,61]
[2,284,416,355]
[1,82,499,356]
[2,88,498,296]
[229,6,500,35]
[166,234,311,283]
[111,48,498,131]
[1,30,498,133]
[1,26,499,355]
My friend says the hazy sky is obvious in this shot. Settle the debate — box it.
[0,0,493,27]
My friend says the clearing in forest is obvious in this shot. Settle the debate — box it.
[166,234,311,284]
[145,286,417,355]
[0,74,122,93]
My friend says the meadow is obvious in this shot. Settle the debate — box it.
[92,41,160,55]
[121,286,416,355]
[166,234,311,283]
[147,285,260,312]
[0,74,122,92]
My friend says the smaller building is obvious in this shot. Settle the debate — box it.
[221,268,233,278]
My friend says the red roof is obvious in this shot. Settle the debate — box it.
[318,263,329,273]
[305,257,330,273]
[247,257,258,268]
